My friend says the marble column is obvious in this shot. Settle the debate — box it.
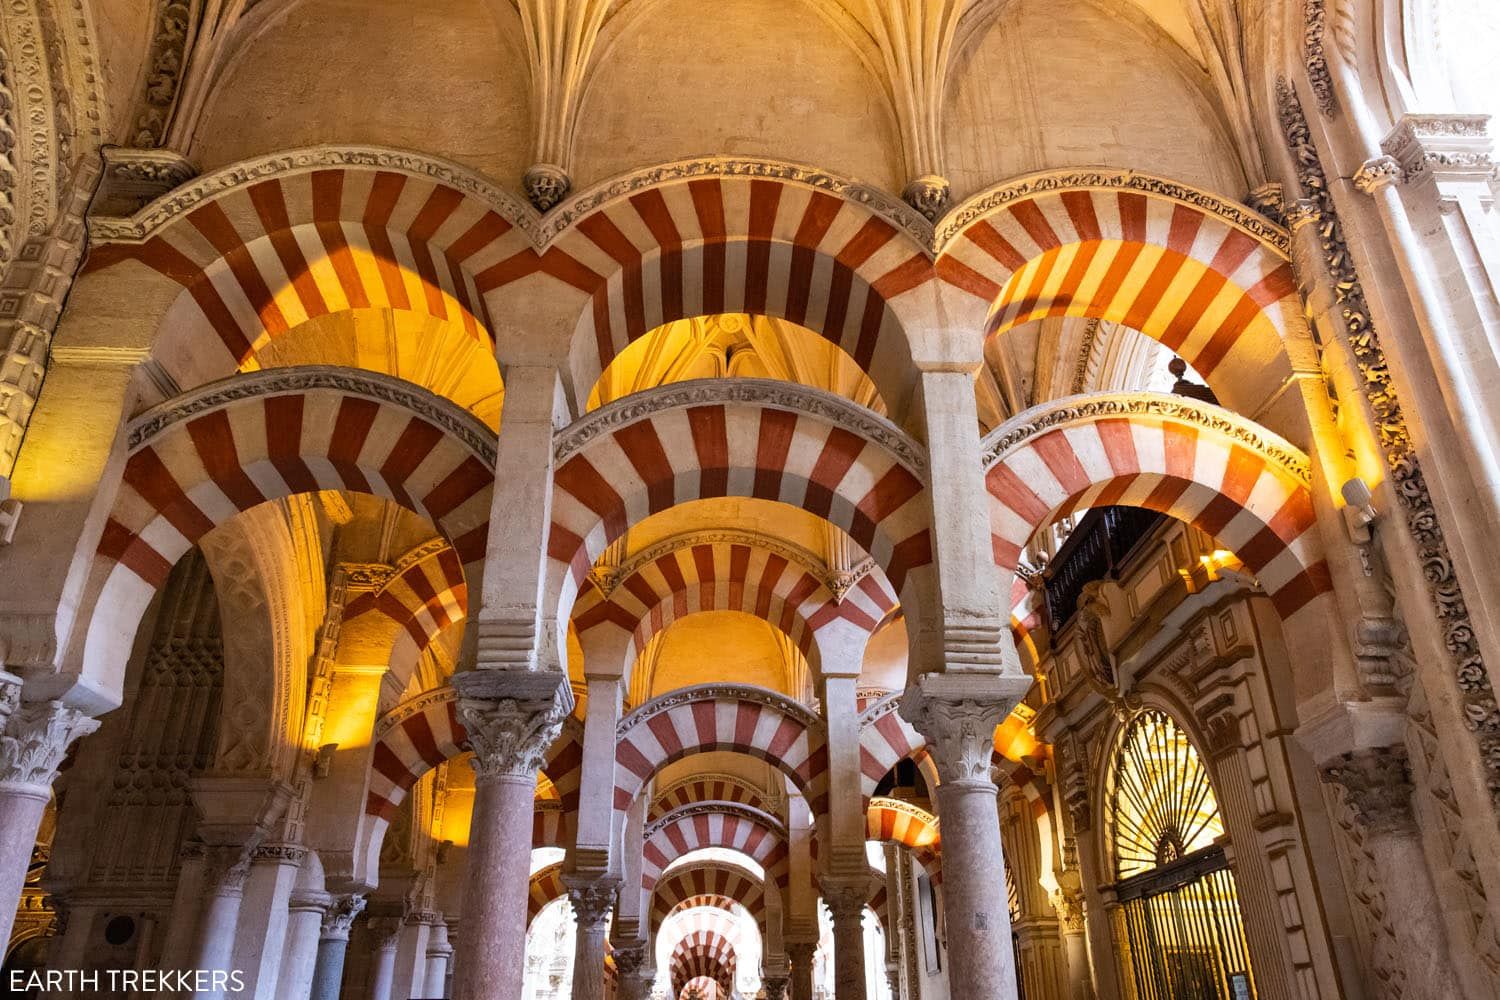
[611,942,649,1000]
[277,880,331,1000]
[233,843,306,1000]
[1323,748,1464,1000]
[190,844,254,1000]
[566,876,619,1000]
[0,687,98,947]
[820,878,870,1000]
[901,673,1026,1000]
[424,921,452,999]
[365,917,403,1000]
[390,911,434,1000]
[310,895,367,1000]
[450,670,570,1000]
[786,941,816,1000]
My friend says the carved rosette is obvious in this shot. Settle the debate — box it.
[1322,748,1415,836]
[0,699,99,790]
[321,894,368,939]
[456,695,566,780]
[564,876,620,928]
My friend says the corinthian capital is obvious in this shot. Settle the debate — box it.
[1322,746,1415,835]
[899,672,1027,786]
[564,875,620,927]
[0,696,99,790]
[820,875,873,922]
[321,894,367,939]
[452,669,571,779]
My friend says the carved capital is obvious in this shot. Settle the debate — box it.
[900,674,1023,786]
[368,916,403,950]
[564,875,620,928]
[321,894,368,939]
[1050,884,1086,933]
[0,699,98,790]
[201,844,254,897]
[452,670,570,780]
[1353,156,1403,194]
[612,941,648,977]
[786,941,817,968]
[820,876,872,923]
[1322,747,1415,835]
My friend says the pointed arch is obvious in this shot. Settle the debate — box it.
[982,392,1330,620]
[548,380,934,655]
[614,685,828,825]
[82,368,494,692]
[936,172,1302,420]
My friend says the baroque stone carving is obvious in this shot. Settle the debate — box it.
[554,377,928,476]
[1279,79,1500,807]
[127,365,498,466]
[1074,581,1116,692]
[1322,747,1415,836]
[1302,0,1336,117]
[620,682,824,738]
[132,0,191,147]
[0,699,98,788]
[455,692,568,779]
[938,169,1290,254]
[980,391,1311,486]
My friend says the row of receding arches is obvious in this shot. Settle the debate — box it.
[59,146,1334,997]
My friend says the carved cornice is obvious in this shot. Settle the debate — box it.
[1279,79,1500,808]
[1380,114,1496,184]
[646,801,788,843]
[938,169,1291,255]
[619,683,823,740]
[126,366,498,467]
[980,392,1311,487]
[555,378,926,477]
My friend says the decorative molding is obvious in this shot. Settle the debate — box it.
[92,146,197,217]
[1303,0,1336,117]
[980,391,1311,486]
[1352,156,1402,193]
[0,37,18,266]
[1069,318,1103,395]
[1279,79,1500,808]
[251,842,308,865]
[131,0,190,147]
[645,801,788,843]
[620,683,823,739]
[938,169,1291,255]
[125,365,498,466]
[555,378,927,476]
[1380,114,1496,184]
[868,795,939,832]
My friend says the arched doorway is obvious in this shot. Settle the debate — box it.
[1107,710,1256,1000]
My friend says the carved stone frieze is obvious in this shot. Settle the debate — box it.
[621,682,823,738]
[126,365,498,467]
[939,169,1291,254]
[980,391,1311,486]
[0,698,98,788]
[554,378,927,476]
[1380,114,1497,184]
[1322,747,1415,836]
[1302,0,1335,117]
[1279,80,1500,807]
[132,0,191,147]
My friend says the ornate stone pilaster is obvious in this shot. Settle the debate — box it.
[1322,747,1416,836]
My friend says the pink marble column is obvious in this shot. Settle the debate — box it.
[450,670,570,1000]
[0,693,97,948]
[902,674,1026,1000]
[820,878,869,1000]
[565,876,619,1000]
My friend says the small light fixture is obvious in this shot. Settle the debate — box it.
[313,742,338,778]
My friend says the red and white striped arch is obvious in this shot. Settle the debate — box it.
[572,539,898,678]
[642,803,791,894]
[544,174,934,414]
[614,685,829,823]
[982,393,1330,620]
[342,543,468,683]
[548,382,933,643]
[649,774,776,824]
[83,369,493,684]
[668,927,738,998]
[936,173,1300,419]
[650,862,767,935]
[857,694,938,803]
[866,797,942,883]
[87,164,533,391]
[527,862,568,925]
[1009,575,1046,671]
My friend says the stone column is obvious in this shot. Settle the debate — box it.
[821,877,870,1000]
[901,673,1027,1000]
[786,940,816,1000]
[278,883,331,1000]
[391,910,434,1000]
[190,845,254,999]
[611,942,649,1000]
[566,876,619,1000]
[424,921,452,999]
[1323,748,1464,1000]
[365,917,403,1000]
[1050,880,1094,1000]
[450,670,570,1000]
[762,974,790,1000]
[310,895,367,1000]
[233,843,307,1000]
[0,688,98,947]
